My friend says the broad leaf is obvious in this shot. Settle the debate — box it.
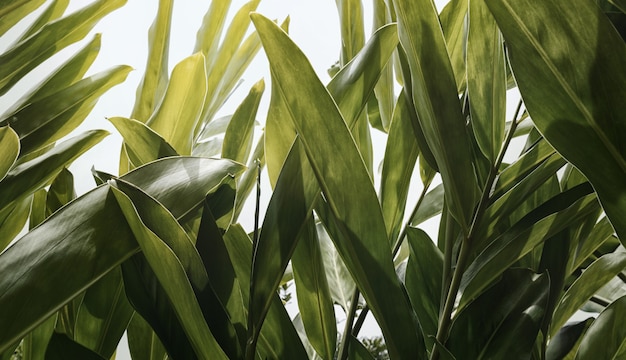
[486,0,626,241]
[575,295,626,359]
[126,314,168,360]
[109,117,178,167]
[546,319,593,360]
[147,53,207,155]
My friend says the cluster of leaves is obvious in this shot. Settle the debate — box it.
[1,0,626,359]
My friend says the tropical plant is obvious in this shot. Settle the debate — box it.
[1,0,626,359]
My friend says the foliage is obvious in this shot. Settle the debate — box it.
[1,0,626,359]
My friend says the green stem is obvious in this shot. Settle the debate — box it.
[430,100,523,360]
[338,291,361,360]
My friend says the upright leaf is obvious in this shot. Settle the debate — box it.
[252,14,426,358]
[486,0,626,241]
[0,126,19,181]
[109,117,178,167]
[393,0,479,233]
[575,295,626,359]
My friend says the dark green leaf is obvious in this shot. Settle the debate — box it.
[546,318,593,360]
[575,295,626,359]
[45,332,105,360]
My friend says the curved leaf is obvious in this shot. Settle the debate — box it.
[0,0,126,95]
[0,126,19,181]
[252,13,426,358]
[0,0,45,37]
[0,130,108,214]
[575,295,626,359]
[147,53,207,155]
[13,0,69,45]
[546,318,593,360]
[393,0,479,233]
[486,0,626,241]
[221,79,263,163]
[108,117,178,167]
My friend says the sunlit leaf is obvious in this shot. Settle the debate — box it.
[109,117,178,167]
[222,79,263,163]
[486,0,626,241]
[0,126,19,181]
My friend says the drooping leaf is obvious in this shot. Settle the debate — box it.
[2,65,131,156]
[393,0,479,234]
[111,187,230,360]
[447,269,550,360]
[0,130,108,214]
[252,13,426,358]
[131,0,173,122]
[486,0,626,241]
[146,53,207,155]
[0,0,126,95]
[575,295,626,359]
[109,117,178,167]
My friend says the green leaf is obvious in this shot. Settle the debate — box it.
[233,133,265,220]
[0,157,241,353]
[108,117,178,167]
[126,314,168,360]
[0,0,45,37]
[248,140,319,351]
[575,295,626,359]
[146,53,207,155]
[2,33,102,119]
[552,251,626,336]
[45,332,105,360]
[411,183,444,226]
[0,126,19,181]
[0,196,30,252]
[13,0,69,45]
[21,314,56,360]
[405,227,443,350]
[0,130,108,214]
[111,187,229,360]
[74,268,133,359]
[546,319,593,360]
[336,0,365,64]
[46,167,76,213]
[571,217,616,273]
[447,269,550,360]
[380,91,419,242]
[459,184,597,310]
[292,218,337,360]
[2,65,131,156]
[318,221,356,312]
[486,0,626,241]
[252,13,426,358]
[221,79,263,163]
[393,0,479,233]
[193,0,231,65]
[439,0,468,91]
[0,0,126,95]
[131,0,173,122]
[223,225,309,359]
[467,0,506,162]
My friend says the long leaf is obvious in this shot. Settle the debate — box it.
[486,0,626,241]
[252,13,426,358]
[393,0,479,233]
[146,53,207,155]
[0,130,108,214]
[126,314,168,360]
[551,251,626,336]
[0,0,45,37]
[0,0,126,95]
[131,0,173,122]
[439,0,468,91]
[467,0,506,162]
[221,79,263,163]
[12,0,68,45]
[575,295,626,359]
[2,65,131,156]
[109,117,178,167]
[0,126,19,181]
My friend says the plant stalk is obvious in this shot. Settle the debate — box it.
[338,290,361,360]
[430,100,523,360]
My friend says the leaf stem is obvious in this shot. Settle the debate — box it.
[430,99,523,360]
[338,290,361,360]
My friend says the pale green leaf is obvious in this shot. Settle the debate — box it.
[147,53,207,155]
[131,0,173,122]
[222,79,263,163]
[108,117,178,167]
[13,0,69,45]
[0,0,126,95]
